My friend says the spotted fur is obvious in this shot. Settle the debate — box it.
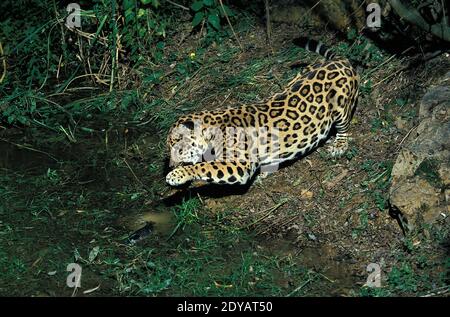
[166,38,359,186]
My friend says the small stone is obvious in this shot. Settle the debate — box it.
[395,116,407,130]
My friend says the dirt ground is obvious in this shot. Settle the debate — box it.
[156,21,450,295]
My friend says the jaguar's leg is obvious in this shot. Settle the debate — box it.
[252,172,267,186]
[328,115,351,157]
[166,161,258,186]
[253,162,280,184]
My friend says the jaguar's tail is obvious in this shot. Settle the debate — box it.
[292,37,336,60]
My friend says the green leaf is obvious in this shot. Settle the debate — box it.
[156,41,165,49]
[207,13,220,30]
[138,27,146,37]
[203,0,214,6]
[137,8,146,18]
[347,28,358,40]
[395,98,407,107]
[208,7,219,16]
[88,246,100,263]
[141,0,159,5]
[219,4,233,17]
[124,8,135,24]
[30,99,36,113]
[192,11,204,27]
[191,1,204,11]
[123,0,134,10]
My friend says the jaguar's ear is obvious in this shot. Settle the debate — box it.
[180,120,194,130]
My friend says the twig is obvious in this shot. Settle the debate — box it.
[295,0,322,27]
[362,46,413,80]
[61,73,110,92]
[243,198,288,230]
[442,0,448,29]
[110,4,118,92]
[219,0,243,52]
[0,42,6,83]
[264,0,272,46]
[123,158,148,191]
[218,92,232,108]
[166,0,189,11]
[53,0,67,74]
[421,286,450,297]
[362,55,401,79]
[372,66,407,88]
[0,138,59,162]
[395,124,418,152]
[287,278,312,297]
[167,62,218,101]
[56,54,63,79]
[29,95,76,125]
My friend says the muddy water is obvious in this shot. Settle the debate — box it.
[117,209,176,236]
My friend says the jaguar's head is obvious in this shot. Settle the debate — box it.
[167,120,209,168]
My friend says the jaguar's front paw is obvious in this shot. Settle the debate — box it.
[166,168,191,186]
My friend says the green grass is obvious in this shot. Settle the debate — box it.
[360,160,393,211]
[0,156,318,296]
[359,240,449,297]
[351,203,369,238]
[169,197,202,239]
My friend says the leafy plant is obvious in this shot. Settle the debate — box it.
[388,263,420,293]
[169,197,202,239]
[361,160,393,211]
[336,29,384,67]
[191,0,233,38]
[121,0,169,63]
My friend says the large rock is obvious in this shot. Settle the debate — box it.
[270,0,366,31]
[389,71,450,230]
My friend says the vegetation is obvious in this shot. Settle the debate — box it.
[0,0,448,297]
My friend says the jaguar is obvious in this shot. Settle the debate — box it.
[165,37,359,186]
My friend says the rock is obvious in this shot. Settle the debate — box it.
[419,86,450,119]
[389,71,450,230]
[390,178,441,225]
[438,166,450,186]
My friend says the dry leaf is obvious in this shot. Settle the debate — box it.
[299,189,314,199]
